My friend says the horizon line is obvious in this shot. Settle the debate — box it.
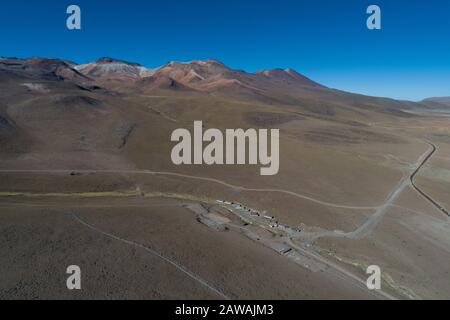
[2,54,446,103]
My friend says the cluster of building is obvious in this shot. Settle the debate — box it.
[216,199,302,235]
[217,200,268,217]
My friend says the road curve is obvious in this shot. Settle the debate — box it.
[0,169,379,210]
[409,142,450,217]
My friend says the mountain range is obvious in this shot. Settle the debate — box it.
[1,56,446,113]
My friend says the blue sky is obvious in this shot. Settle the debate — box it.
[1,0,449,100]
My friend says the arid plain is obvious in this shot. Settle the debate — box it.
[0,57,449,299]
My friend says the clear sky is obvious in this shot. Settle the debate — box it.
[1,0,449,101]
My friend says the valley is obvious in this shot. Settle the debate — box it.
[0,56,449,299]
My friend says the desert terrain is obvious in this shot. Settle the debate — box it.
[0,57,449,299]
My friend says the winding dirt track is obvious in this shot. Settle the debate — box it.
[409,142,450,217]
[286,238,397,300]
[0,143,442,300]
[0,140,446,237]
[73,214,230,300]
[0,169,378,210]
[312,141,444,240]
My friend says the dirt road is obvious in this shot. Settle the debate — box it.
[410,142,449,217]
[73,214,230,300]
[0,169,378,210]
[311,141,441,240]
